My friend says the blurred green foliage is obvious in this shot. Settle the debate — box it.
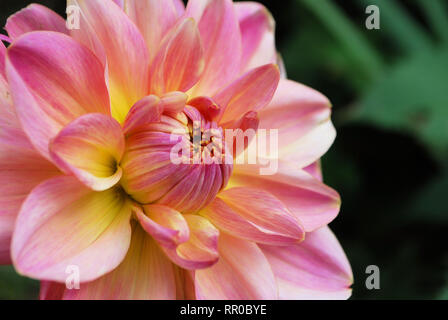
[0,266,39,299]
[0,0,447,300]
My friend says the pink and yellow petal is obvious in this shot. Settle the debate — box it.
[261,227,353,300]
[0,119,59,264]
[186,0,242,96]
[201,187,304,245]
[162,215,219,270]
[120,132,193,204]
[50,114,125,191]
[6,31,110,159]
[63,224,176,300]
[230,161,340,232]
[195,233,277,299]
[123,95,163,136]
[149,18,204,95]
[11,176,132,282]
[258,79,335,168]
[124,0,184,60]
[161,91,188,115]
[215,64,280,125]
[69,0,150,123]
[135,204,189,249]
[0,163,59,264]
[173,267,196,300]
[122,91,188,136]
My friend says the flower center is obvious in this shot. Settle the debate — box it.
[120,105,233,214]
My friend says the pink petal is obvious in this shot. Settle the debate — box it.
[304,161,323,181]
[173,0,186,16]
[64,224,176,300]
[161,91,188,114]
[69,0,150,123]
[277,53,287,79]
[40,281,66,300]
[187,96,221,121]
[214,64,280,124]
[11,176,132,282]
[235,2,277,72]
[0,35,11,43]
[0,42,61,265]
[0,60,17,128]
[195,233,277,299]
[6,31,110,160]
[120,113,193,204]
[112,0,124,9]
[0,41,6,78]
[135,204,189,249]
[0,114,59,264]
[224,110,259,158]
[121,146,193,204]
[201,187,305,245]
[49,114,125,191]
[162,214,219,270]
[5,4,68,40]
[174,267,196,300]
[261,227,353,300]
[186,0,242,96]
[0,154,58,264]
[122,91,188,136]
[123,95,163,136]
[149,18,204,95]
[231,160,340,232]
[124,0,184,60]
[258,79,336,168]
[0,215,14,264]
[156,164,225,214]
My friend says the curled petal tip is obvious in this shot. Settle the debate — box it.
[49,113,125,191]
[123,95,163,136]
[135,204,189,249]
[161,91,189,114]
[188,96,221,121]
[162,215,219,270]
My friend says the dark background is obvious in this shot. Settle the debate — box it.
[0,0,447,299]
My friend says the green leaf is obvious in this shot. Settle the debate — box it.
[418,0,448,44]
[354,46,448,160]
[360,0,433,53]
[298,0,384,83]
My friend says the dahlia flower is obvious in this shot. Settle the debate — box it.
[0,0,352,299]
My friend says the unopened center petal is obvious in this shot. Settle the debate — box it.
[120,105,233,214]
